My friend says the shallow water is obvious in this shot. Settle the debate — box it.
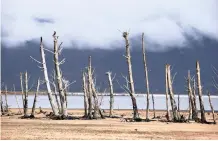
[3,94,218,111]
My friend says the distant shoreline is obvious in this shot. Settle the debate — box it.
[2,91,218,97]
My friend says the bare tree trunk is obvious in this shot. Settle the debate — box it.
[53,33,67,118]
[196,61,206,123]
[40,37,59,116]
[52,72,61,113]
[187,70,198,120]
[1,92,4,114]
[87,56,93,119]
[4,86,8,112]
[24,72,29,117]
[151,93,156,118]
[167,64,179,121]
[20,73,25,113]
[13,85,21,114]
[141,33,150,120]
[91,76,105,119]
[207,91,216,124]
[123,32,139,120]
[188,97,192,120]
[106,72,114,117]
[63,80,68,109]
[91,78,99,119]
[31,78,40,117]
[165,65,170,121]
[192,78,197,115]
[82,71,88,117]
[177,93,180,117]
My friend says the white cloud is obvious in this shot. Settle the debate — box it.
[1,0,218,50]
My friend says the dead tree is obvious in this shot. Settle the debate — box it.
[13,84,21,114]
[165,65,170,121]
[192,78,197,114]
[52,71,61,113]
[24,71,29,117]
[212,65,218,91]
[106,71,115,117]
[122,32,140,120]
[207,91,216,124]
[91,76,100,119]
[187,70,198,120]
[151,93,156,118]
[82,71,88,117]
[4,85,8,112]
[53,32,67,118]
[166,64,179,121]
[87,56,93,119]
[177,93,181,117]
[1,91,3,114]
[30,78,40,118]
[188,97,192,120]
[30,37,59,116]
[196,61,206,123]
[141,33,150,120]
[20,73,25,112]
[91,76,105,119]
[62,78,70,108]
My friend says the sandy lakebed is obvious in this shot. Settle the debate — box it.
[1,108,218,140]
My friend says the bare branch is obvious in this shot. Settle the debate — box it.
[121,73,129,83]
[123,55,128,59]
[37,65,44,69]
[112,73,116,81]
[30,56,43,64]
[191,75,195,81]
[44,48,55,54]
[58,42,63,53]
[59,58,66,65]
[172,72,177,84]
[116,80,130,94]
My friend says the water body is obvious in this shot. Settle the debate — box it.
[3,94,218,111]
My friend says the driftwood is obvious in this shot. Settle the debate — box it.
[122,32,140,120]
[207,91,216,124]
[165,65,170,121]
[196,61,206,123]
[53,32,67,118]
[141,33,150,120]
[106,71,115,117]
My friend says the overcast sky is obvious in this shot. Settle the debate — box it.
[2,0,218,50]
